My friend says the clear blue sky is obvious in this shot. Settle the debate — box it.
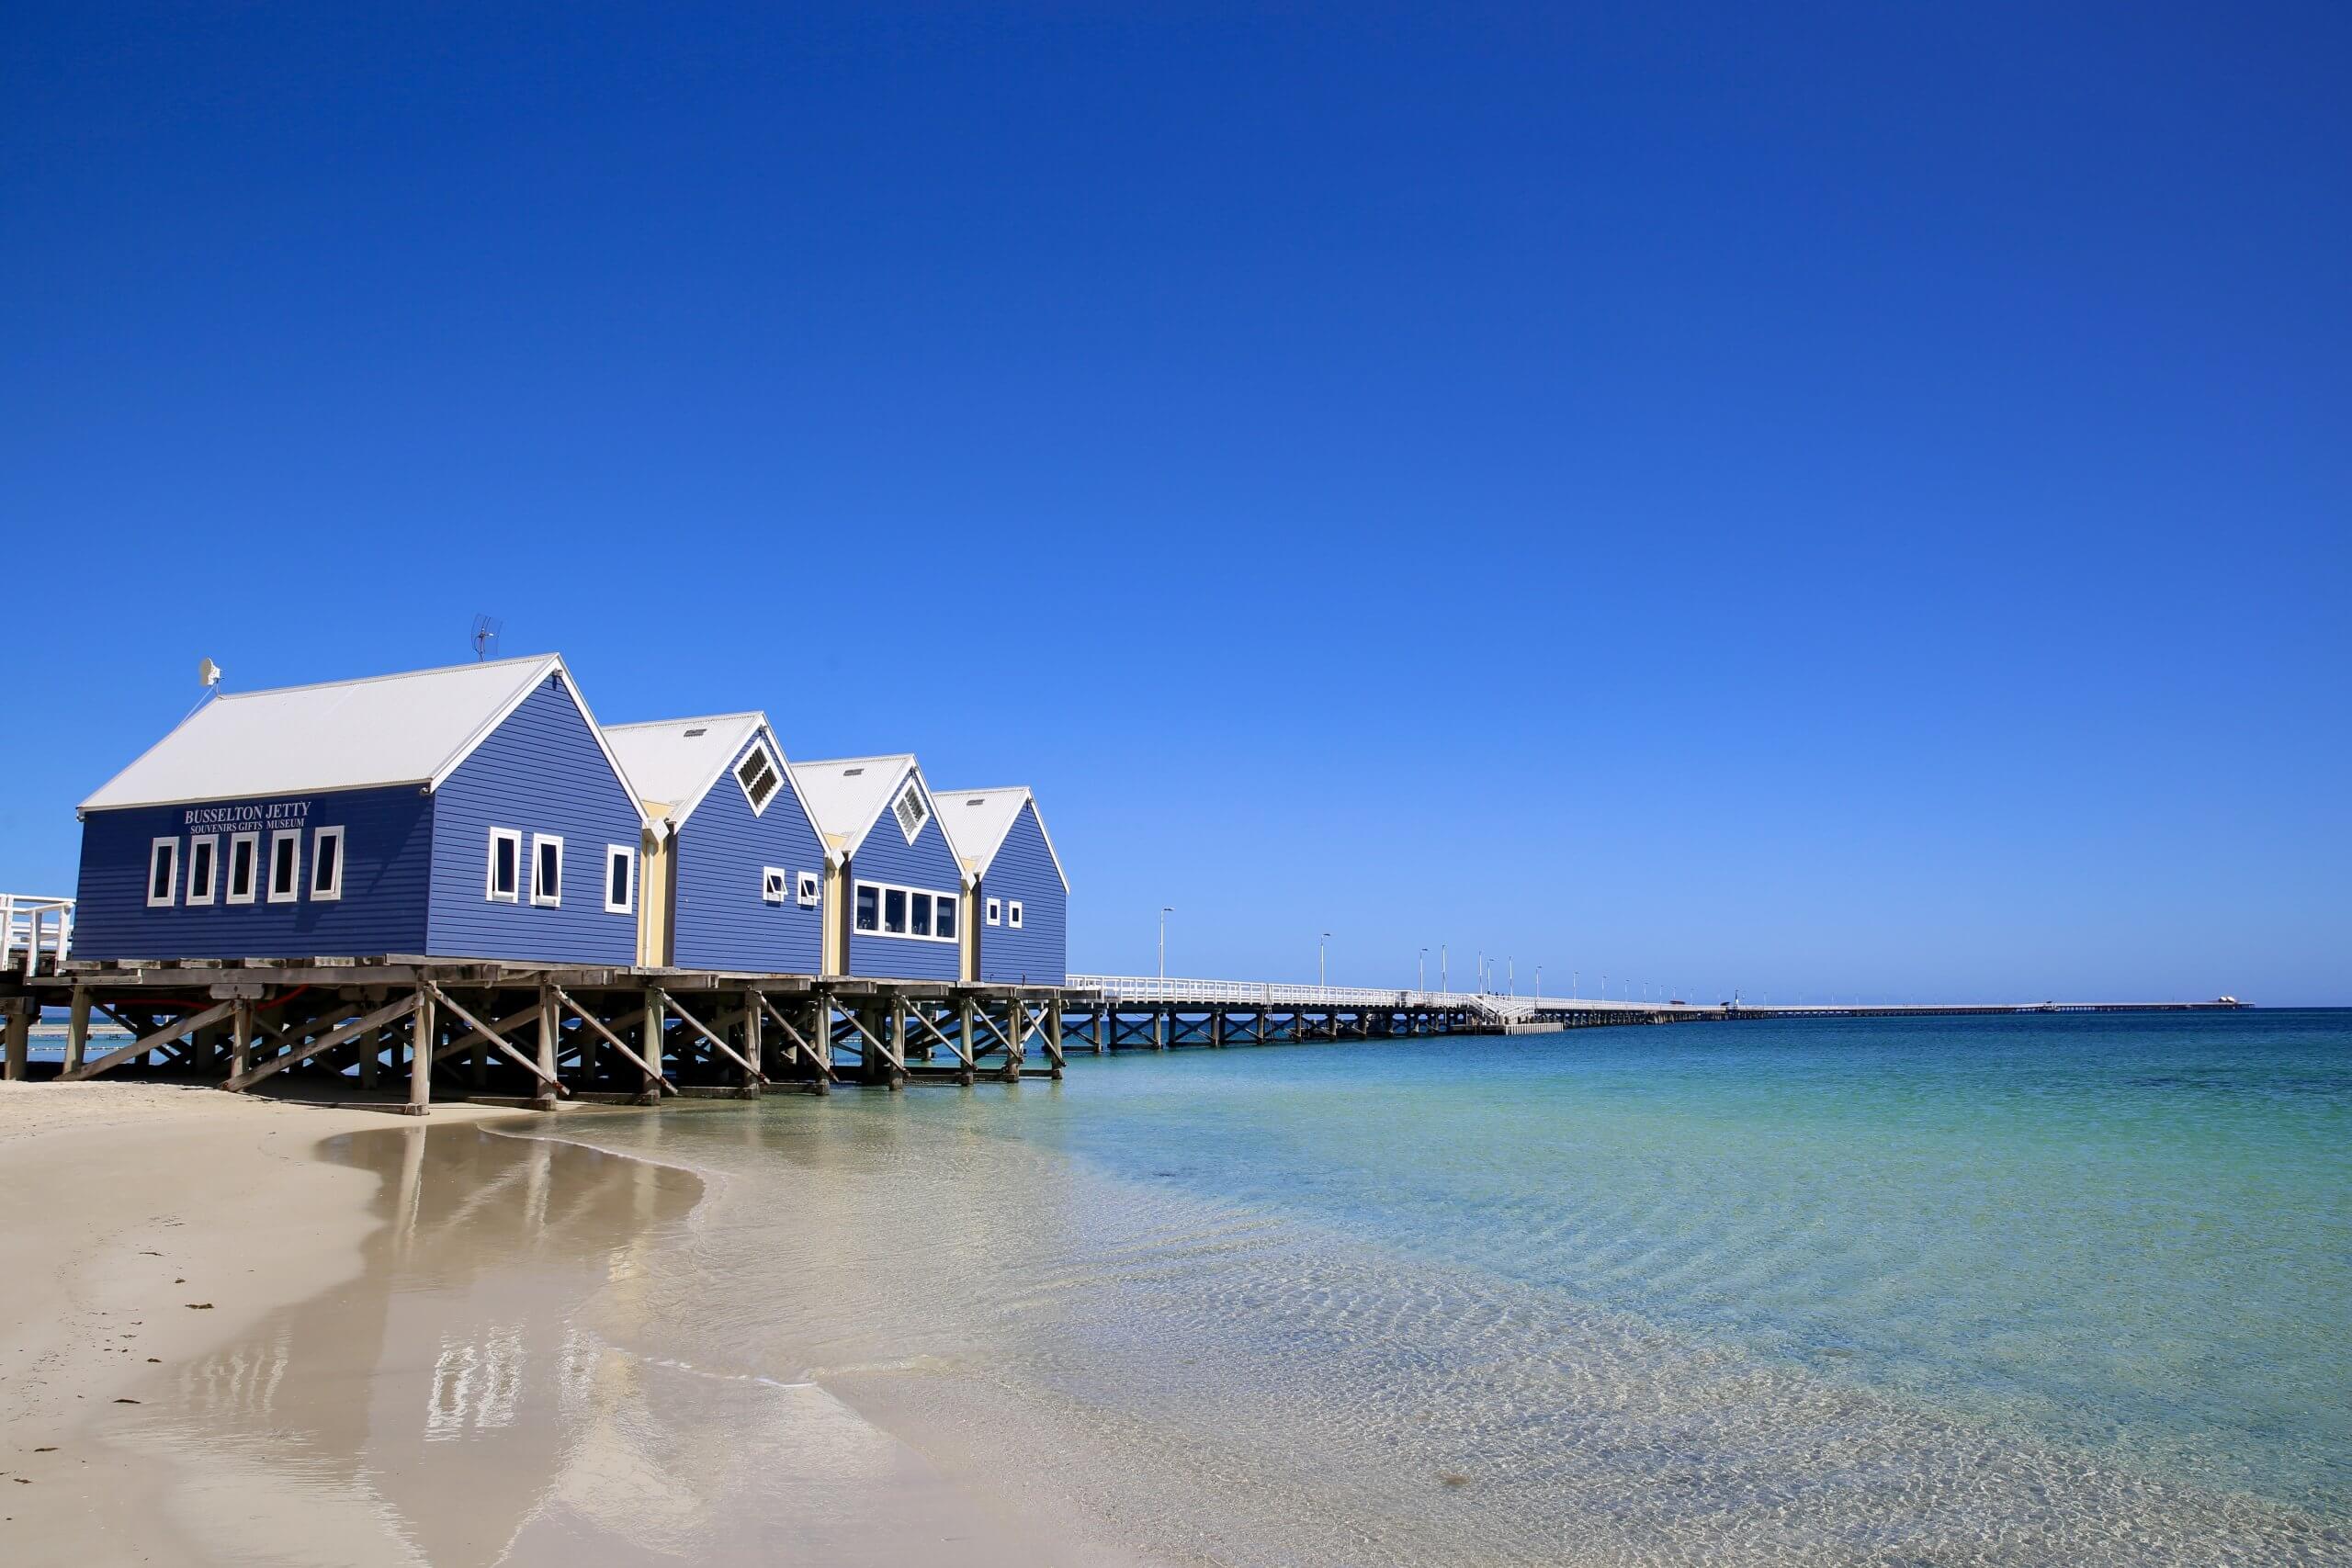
[5,5,2346,1003]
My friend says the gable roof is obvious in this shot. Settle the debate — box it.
[939,786,1071,893]
[603,712,773,828]
[80,654,639,815]
[787,754,929,863]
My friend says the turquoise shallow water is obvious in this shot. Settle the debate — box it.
[557,1009,2352,1565]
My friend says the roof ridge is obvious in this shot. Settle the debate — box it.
[211,653,555,703]
[791,752,916,769]
[605,711,764,732]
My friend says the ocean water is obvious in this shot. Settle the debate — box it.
[544,1010,2351,1565]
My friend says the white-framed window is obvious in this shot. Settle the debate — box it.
[531,834,564,907]
[1009,899,1024,930]
[851,880,959,942]
[736,743,782,815]
[486,828,521,903]
[266,829,302,904]
[147,837,180,908]
[310,826,345,901]
[985,897,1001,926]
[796,870,820,908]
[605,845,636,914]
[763,866,788,906]
[892,779,930,842]
[185,834,219,907]
[226,831,259,905]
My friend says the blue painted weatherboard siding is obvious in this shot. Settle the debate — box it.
[424,673,641,964]
[845,768,964,981]
[670,734,827,973]
[73,785,433,960]
[977,801,1068,985]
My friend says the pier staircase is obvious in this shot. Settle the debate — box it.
[1,894,73,978]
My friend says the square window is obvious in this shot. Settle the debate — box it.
[186,835,219,906]
[267,829,301,904]
[883,886,908,934]
[147,838,180,908]
[763,867,788,906]
[226,832,259,905]
[607,846,636,913]
[854,883,879,931]
[531,835,563,907]
[1009,899,1023,930]
[796,871,820,908]
[310,827,344,901]
[487,829,521,902]
[935,896,957,941]
[986,897,1001,926]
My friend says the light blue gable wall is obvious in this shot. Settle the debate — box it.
[73,785,432,960]
[425,673,641,964]
[670,731,828,973]
[977,800,1069,985]
[844,766,964,981]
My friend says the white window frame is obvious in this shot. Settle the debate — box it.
[531,834,564,908]
[226,830,259,906]
[185,833,220,907]
[735,740,784,817]
[796,871,820,908]
[1009,899,1024,930]
[934,892,958,942]
[985,897,1001,926]
[486,828,522,903]
[605,845,636,914]
[891,779,930,843]
[762,866,788,906]
[850,879,960,942]
[147,837,180,908]
[310,826,345,902]
[266,829,302,904]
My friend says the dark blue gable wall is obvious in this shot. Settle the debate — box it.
[844,767,963,981]
[74,785,432,960]
[672,733,827,972]
[977,801,1068,985]
[425,674,640,963]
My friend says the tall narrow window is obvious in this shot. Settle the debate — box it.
[736,745,780,813]
[486,829,521,903]
[226,832,258,905]
[986,897,1001,926]
[935,896,957,942]
[762,867,787,906]
[1008,899,1024,930]
[310,827,345,901]
[186,835,219,907]
[147,838,180,908]
[531,835,563,907]
[267,829,301,904]
[606,846,636,914]
[854,883,879,931]
[910,891,933,937]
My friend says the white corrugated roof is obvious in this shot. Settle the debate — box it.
[787,754,921,861]
[604,713,767,823]
[81,655,591,812]
[939,785,1071,892]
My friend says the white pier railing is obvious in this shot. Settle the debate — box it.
[1069,975,1518,1015]
[2,894,74,978]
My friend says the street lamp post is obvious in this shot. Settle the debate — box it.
[1536,964,1543,1000]
[1419,947,1427,993]
[1159,907,1173,980]
[1319,932,1331,989]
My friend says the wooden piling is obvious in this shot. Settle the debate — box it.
[407,987,435,1115]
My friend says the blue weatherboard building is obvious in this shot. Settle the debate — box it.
[789,756,965,982]
[604,713,827,973]
[941,787,1069,986]
[73,656,646,964]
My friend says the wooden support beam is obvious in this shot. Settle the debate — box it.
[409,987,435,1113]
[548,986,675,1096]
[650,987,764,1084]
[907,1003,969,1067]
[755,991,821,1073]
[223,995,416,1093]
[434,1000,540,1064]
[2,1005,27,1082]
[63,998,239,1083]
[230,998,252,1080]
[743,987,763,1084]
[424,984,567,1095]
[535,986,560,1109]
[642,987,667,1098]
[1046,999,1064,1075]
[65,987,90,1075]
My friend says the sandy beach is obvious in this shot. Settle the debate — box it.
[0,1084,1151,1567]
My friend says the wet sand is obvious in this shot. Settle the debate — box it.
[0,1085,1152,1566]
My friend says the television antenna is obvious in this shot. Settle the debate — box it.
[470,615,503,661]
